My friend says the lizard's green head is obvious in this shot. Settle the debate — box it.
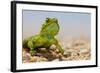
[40,18,60,36]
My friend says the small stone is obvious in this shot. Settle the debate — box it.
[80,49,89,53]
[39,48,46,51]
[30,56,39,62]
[37,57,48,62]
[22,53,31,63]
[55,49,60,53]
[63,52,71,57]
[52,51,57,57]
[50,45,56,50]
[52,59,59,62]
[35,53,42,56]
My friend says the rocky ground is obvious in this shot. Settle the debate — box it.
[22,37,91,63]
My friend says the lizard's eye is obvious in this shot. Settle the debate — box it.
[46,20,49,23]
[46,18,50,23]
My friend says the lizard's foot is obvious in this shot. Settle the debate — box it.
[30,50,37,56]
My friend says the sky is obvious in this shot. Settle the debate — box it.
[22,10,91,40]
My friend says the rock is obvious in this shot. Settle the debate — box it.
[22,53,31,63]
[80,48,89,54]
[50,44,56,50]
[55,49,60,53]
[37,57,48,62]
[30,56,39,62]
[35,53,43,57]
[52,59,59,62]
[39,48,46,51]
[30,56,48,62]
[63,52,71,58]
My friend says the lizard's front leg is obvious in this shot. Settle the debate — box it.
[55,43,64,54]
[30,48,37,56]
[28,41,36,56]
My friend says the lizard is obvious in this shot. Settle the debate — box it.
[23,18,64,56]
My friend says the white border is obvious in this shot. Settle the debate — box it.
[16,3,96,70]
